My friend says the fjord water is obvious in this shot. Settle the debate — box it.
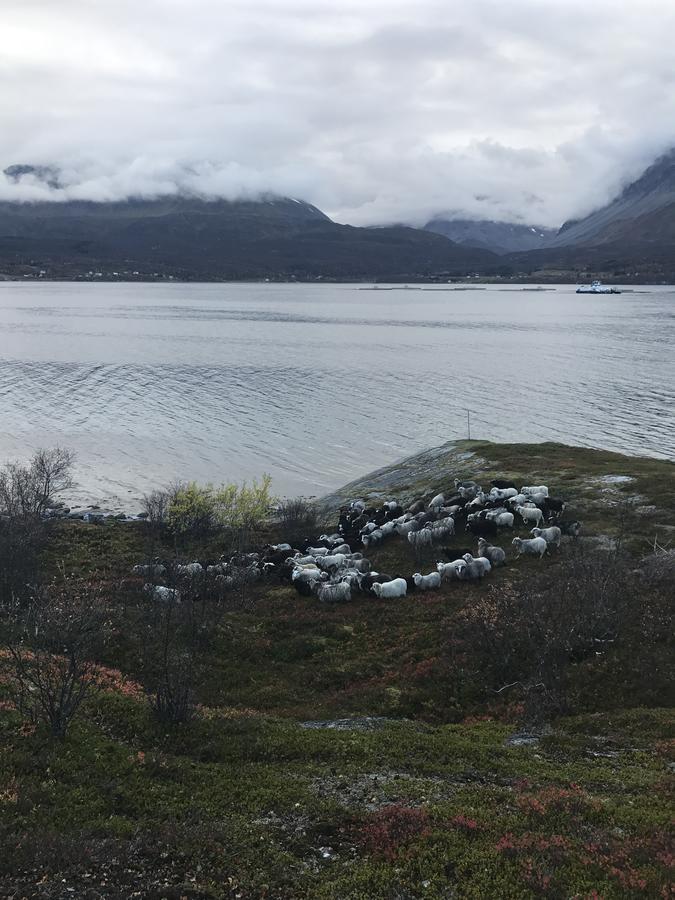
[0,281,673,508]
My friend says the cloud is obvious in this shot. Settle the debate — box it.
[1,0,674,225]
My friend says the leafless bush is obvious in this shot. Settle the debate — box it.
[141,488,170,529]
[276,497,320,546]
[637,546,675,584]
[453,544,638,722]
[2,578,111,739]
[139,580,221,726]
[0,447,75,519]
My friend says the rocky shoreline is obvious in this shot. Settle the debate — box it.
[47,438,674,529]
[43,501,148,523]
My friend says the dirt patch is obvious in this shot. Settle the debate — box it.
[310,769,513,810]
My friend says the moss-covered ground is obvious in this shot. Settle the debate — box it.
[0,441,673,898]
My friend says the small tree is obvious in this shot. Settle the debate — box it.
[0,449,75,609]
[3,578,111,739]
[166,482,219,539]
[164,475,275,551]
[139,487,170,560]
[216,474,275,553]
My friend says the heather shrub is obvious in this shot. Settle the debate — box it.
[358,805,431,861]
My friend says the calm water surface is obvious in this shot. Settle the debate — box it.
[0,282,673,508]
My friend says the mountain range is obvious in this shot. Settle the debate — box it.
[424,218,555,254]
[1,150,674,280]
[0,181,499,280]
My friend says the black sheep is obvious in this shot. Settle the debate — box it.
[542,496,565,516]
[384,504,404,520]
[442,546,474,560]
[467,518,498,538]
[445,493,465,507]
[558,520,582,537]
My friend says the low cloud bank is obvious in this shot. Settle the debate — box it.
[2,0,675,227]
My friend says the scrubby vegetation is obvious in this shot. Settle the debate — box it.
[0,441,673,898]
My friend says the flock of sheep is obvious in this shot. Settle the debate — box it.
[134,476,581,605]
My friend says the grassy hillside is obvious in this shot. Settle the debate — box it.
[0,442,673,898]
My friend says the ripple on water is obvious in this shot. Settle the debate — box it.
[0,282,673,504]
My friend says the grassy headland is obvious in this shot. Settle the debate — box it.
[0,441,673,898]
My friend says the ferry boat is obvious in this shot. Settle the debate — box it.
[576,280,621,294]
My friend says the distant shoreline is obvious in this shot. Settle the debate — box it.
[1,275,674,287]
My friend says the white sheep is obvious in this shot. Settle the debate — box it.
[340,571,362,589]
[392,513,412,525]
[461,554,492,579]
[362,529,384,547]
[530,526,562,549]
[413,571,442,591]
[454,479,480,491]
[215,574,237,590]
[428,492,445,511]
[319,533,344,545]
[291,554,317,566]
[132,563,166,577]
[144,584,180,603]
[439,505,460,517]
[505,493,529,509]
[318,553,348,571]
[291,561,322,572]
[521,485,549,497]
[512,536,547,558]
[458,483,481,500]
[477,538,506,567]
[292,566,327,586]
[491,511,515,528]
[426,516,456,540]
[371,578,408,599]
[176,562,203,576]
[306,546,329,557]
[408,529,434,551]
[489,487,518,501]
[396,520,420,536]
[316,582,351,603]
[436,559,466,580]
[330,543,352,555]
[516,505,545,527]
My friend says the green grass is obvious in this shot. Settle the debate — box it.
[0,698,672,898]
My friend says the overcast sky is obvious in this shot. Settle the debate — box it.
[2,0,675,226]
